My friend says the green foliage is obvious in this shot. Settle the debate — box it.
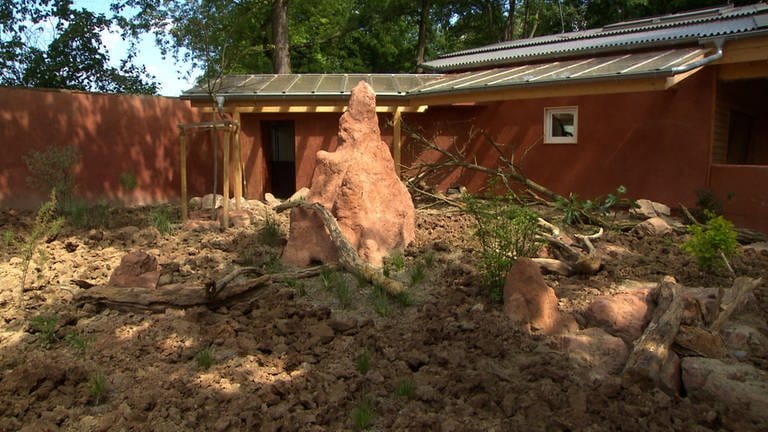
[29,314,59,348]
[195,346,215,370]
[393,291,416,307]
[18,191,64,307]
[2,229,14,248]
[382,251,406,278]
[355,350,372,375]
[261,253,284,274]
[409,263,426,287]
[65,332,94,356]
[554,185,628,225]
[258,213,284,247]
[335,277,352,309]
[351,398,375,431]
[370,286,390,317]
[119,172,138,191]
[682,212,739,272]
[88,371,108,405]
[149,207,175,235]
[394,378,415,399]
[23,145,80,208]
[64,200,111,229]
[285,279,307,296]
[463,193,542,302]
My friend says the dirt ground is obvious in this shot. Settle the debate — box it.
[1,201,767,431]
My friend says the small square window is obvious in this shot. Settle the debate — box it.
[544,107,578,144]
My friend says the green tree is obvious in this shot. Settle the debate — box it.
[0,0,157,93]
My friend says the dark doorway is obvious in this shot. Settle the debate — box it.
[263,121,296,198]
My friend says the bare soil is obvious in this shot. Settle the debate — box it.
[1,202,767,431]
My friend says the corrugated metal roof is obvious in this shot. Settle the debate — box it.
[184,73,441,99]
[422,2,768,71]
[412,47,707,95]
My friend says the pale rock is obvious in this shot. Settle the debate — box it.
[633,216,672,237]
[584,291,651,344]
[720,322,768,358]
[114,226,140,242]
[263,193,282,207]
[188,196,202,210]
[682,357,768,428]
[107,250,159,289]
[282,81,415,267]
[631,199,671,219]
[216,209,252,228]
[201,193,224,209]
[287,187,310,202]
[551,327,629,380]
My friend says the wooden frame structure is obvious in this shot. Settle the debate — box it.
[177,120,243,229]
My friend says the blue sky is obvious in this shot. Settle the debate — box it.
[73,0,199,96]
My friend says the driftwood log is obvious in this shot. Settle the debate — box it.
[274,200,405,295]
[534,227,604,276]
[74,266,329,313]
[622,279,683,391]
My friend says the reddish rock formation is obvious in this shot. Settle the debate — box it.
[282,81,415,267]
[107,250,159,289]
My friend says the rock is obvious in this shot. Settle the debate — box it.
[681,287,719,325]
[631,199,671,219]
[327,317,357,333]
[216,209,252,228]
[720,322,768,358]
[659,350,682,396]
[744,241,768,252]
[633,216,672,237]
[263,193,282,207]
[682,357,768,428]
[188,196,202,210]
[503,258,563,335]
[287,187,310,202]
[107,250,160,289]
[551,327,629,380]
[584,291,651,344]
[282,81,415,267]
[114,226,140,242]
[201,193,224,209]
[182,219,220,231]
[307,322,335,344]
[86,229,104,241]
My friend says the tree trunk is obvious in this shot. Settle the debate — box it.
[504,0,516,41]
[415,0,431,73]
[271,0,291,74]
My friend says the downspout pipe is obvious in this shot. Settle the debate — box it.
[671,38,724,74]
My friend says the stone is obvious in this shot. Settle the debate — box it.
[720,322,768,358]
[551,327,629,380]
[181,219,220,231]
[201,193,224,209]
[680,287,719,325]
[632,216,672,237]
[114,226,140,242]
[107,250,160,289]
[287,187,310,202]
[216,209,252,228]
[263,193,282,207]
[307,322,335,344]
[659,350,682,396]
[631,199,671,219]
[188,196,202,210]
[503,258,563,335]
[584,291,651,344]
[282,81,415,267]
[682,357,768,428]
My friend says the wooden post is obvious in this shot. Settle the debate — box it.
[179,130,188,222]
[233,111,243,210]
[392,108,402,178]
[222,127,231,230]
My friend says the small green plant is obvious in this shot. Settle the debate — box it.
[334,276,352,309]
[394,378,416,399]
[2,229,14,247]
[370,286,390,317]
[355,350,372,375]
[18,191,64,308]
[352,398,375,431]
[464,193,542,302]
[682,211,739,273]
[65,332,94,356]
[64,200,111,229]
[393,291,415,307]
[285,279,307,296]
[195,346,215,370]
[23,145,80,208]
[149,206,175,235]
[258,212,284,247]
[383,251,406,277]
[554,185,628,225]
[88,371,107,405]
[320,268,337,290]
[261,253,284,274]
[119,171,138,191]
[29,314,59,348]
[409,264,426,286]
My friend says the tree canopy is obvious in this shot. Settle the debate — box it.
[2,0,756,93]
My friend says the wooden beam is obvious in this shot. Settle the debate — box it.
[665,66,704,89]
[233,112,243,210]
[179,132,188,222]
[193,104,428,113]
[718,61,768,81]
[222,130,231,230]
[392,108,402,178]
[717,35,768,65]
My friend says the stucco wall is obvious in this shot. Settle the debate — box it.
[0,87,208,209]
[709,164,768,233]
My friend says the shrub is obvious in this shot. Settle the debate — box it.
[23,145,80,207]
[370,285,390,317]
[463,193,542,302]
[682,212,739,272]
[18,191,64,307]
[65,332,94,356]
[554,185,628,225]
[195,346,215,370]
[63,200,111,229]
[149,206,175,235]
[29,314,59,348]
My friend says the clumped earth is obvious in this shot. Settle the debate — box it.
[1,201,767,431]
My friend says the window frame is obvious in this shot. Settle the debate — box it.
[544,106,579,144]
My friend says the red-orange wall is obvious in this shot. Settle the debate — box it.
[0,87,208,208]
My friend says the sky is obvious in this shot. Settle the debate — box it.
[73,0,199,96]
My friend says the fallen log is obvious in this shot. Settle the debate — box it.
[674,325,728,358]
[275,200,405,295]
[538,227,603,276]
[710,277,762,332]
[622,279,683,392]
[74,266,329,313]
